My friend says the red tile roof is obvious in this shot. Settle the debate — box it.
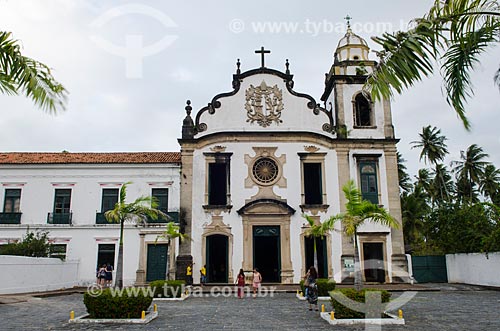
[0,152,181,164]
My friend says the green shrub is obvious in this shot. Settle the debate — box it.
[149,280,185,298]
[83,288,153,319]
[299,278,336,296]
[330,288,391,319]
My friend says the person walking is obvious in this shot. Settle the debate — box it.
[200,265,207,285]
[97,264,107,287]
[252,268,262,298]
[305,266,319,311]
[236,269,246,298]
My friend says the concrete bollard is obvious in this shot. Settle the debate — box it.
[330,311,335,320]
[154,304,157,312]
[321,304,325,312]
[141,310,146,320]
[70,311,74,320]
[398,309,403,319]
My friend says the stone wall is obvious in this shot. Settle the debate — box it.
[0,255,79,294]
[446,252,500,287]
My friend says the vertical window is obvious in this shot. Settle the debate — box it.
[54,189,71,214]
[152,188,168,213]
[101,189,119,212]
[208,163,229,205]
[354,93,372,127]
[303,163,323,205]
[49,244,67,260]
[3,189,21,213]
[97,244,115,269]
[360,162,379,204]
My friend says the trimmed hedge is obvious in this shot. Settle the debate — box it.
[299,278,336,296]
[330,288,391,319]
[83,288,153,319]
[149,280,185,298]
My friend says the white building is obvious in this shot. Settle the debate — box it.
[0,152,181,286]
[0,30,408,286]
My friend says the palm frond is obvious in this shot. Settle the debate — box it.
[495,65,500,90]
[441,25,498,129]
[0,31,67,113]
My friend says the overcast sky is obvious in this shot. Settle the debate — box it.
[1,0,499,177]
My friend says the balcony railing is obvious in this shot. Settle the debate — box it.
[146,211,179,224]
[96,212,111,224]
[47,212,72,225]
[0,212,22,224]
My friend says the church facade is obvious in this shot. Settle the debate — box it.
[0,30,407,287]
[177,29,407,284]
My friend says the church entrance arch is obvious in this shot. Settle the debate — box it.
[206,234,228,283]
[238,199,295,284]
[253,226,281,282]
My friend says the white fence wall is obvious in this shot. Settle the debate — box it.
[446,252,500,287]
[0,256,79,294]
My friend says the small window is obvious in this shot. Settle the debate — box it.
[354,93,372,127]
[152,188,168,213]
[49,244,67,260]
[101,189,119,212]
[303,163,323,205]
[3,189,21,213]
[353,55,360,60]
[360,162,379,204]
[54,189,71,214]
[208,163,228,205]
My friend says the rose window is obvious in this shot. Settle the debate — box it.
[252,157,279,184]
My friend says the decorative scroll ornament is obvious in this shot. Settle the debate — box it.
[245,81,284,127]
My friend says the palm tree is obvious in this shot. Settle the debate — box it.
[303,215,328,272]
[479,164,500,202]
[401,186,430,251]
[322,180,399,291]
[105,182,165,288]
[0,31,67,112]
[397,152,412,193]
[411,126,449,165]
[452,144,490,203]
[365,0,500,130]
[156,222,189,280]
[431,163,454,203]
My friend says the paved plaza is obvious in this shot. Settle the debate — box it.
[0,288,499,330]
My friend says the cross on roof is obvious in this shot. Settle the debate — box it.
[344,15,352,28]
[255,46,271,68]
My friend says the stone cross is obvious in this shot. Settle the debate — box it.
[255,47,271,68]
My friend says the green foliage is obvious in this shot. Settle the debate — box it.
[330,288,391,319]
[148,280,185,298]
[366,0,500,130]
[299,278,336,297]
[0,230,51,257]
[83,288,153,319]
[0,31,67,112]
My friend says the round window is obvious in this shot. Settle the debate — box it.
[252,157,279,185]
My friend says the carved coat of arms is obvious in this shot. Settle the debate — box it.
[245,81,284,127]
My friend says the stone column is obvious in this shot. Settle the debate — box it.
[383,98,395,139]
[135,233,146,285]
[336,147,354,283]
[384,146,409,283]
[176,142,195,279]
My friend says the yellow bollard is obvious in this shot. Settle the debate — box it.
[299,291,303,297]
[296,289,299,295]
[398,309,403,319]
[141,310,146,320]
[330,311,335,320]
[321,304,325,313]
[154,304,157,312]
[70,311,74,320]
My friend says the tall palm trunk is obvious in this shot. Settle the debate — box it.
[313,236,318,272]
[353,231,362,291]
[115,219,125,289]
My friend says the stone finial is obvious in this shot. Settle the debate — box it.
[185,100,192,115]
[285,59,290,75]
[236,58,241,74]
[182,100,195,139]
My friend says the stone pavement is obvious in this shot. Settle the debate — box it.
[0,289,499,330]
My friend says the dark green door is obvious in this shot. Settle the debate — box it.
[206,235,228,283]
[305,236,328,278]
[146,244,168,282]
[412,255,448,283]
[253,226,281,283]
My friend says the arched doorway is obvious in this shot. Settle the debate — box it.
[206,234,228,283]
